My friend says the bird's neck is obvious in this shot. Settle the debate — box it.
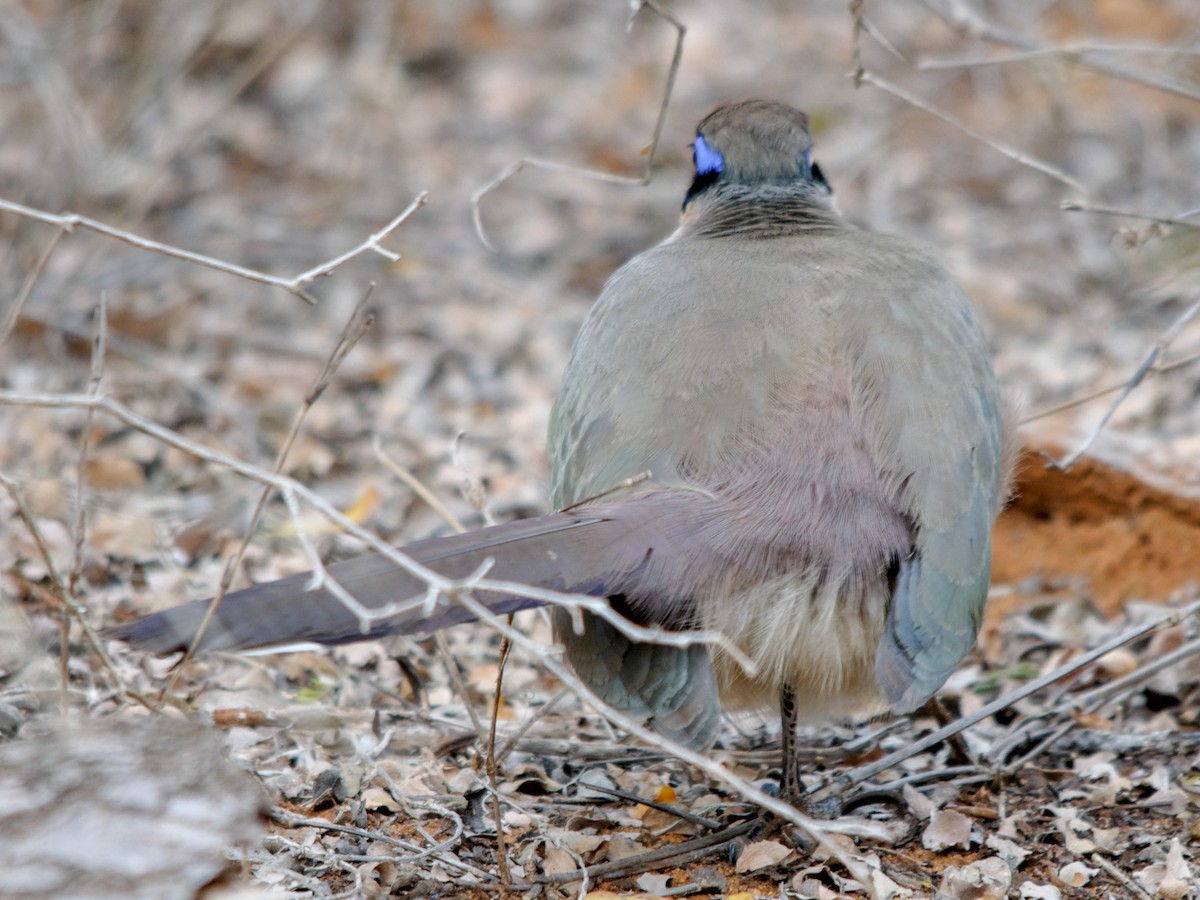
[675,184,844,240]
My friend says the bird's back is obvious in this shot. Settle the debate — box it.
[548,183,1004,727]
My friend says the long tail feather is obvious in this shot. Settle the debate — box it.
[106,510,618,653]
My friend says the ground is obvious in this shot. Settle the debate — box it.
[1,2,1199,898]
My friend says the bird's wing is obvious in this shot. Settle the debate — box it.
[859,242,1006,711]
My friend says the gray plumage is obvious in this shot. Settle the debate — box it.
[109,100,1012,779]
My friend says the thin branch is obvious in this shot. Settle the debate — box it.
[0,225,63,350]
[852,70,1086,195]
[1050,294,1200,469]
[372,436,463,532]
[432,629,488,748]
[486,631,514,885]
[62,293,109,705]
[919,0,1200,103]
[1090,853,1155,900]
[560,471,652,512]
[270,806,488,876]
[0,194,426,307]
[538,821,759,886]
[370,438,495,748]
[0,472,140,705]
[920,40,1200,71]
[450,431,495,526]
[1061,200,1200,230]
[165,290,377,690]
[1022,349,1200,425]
[471,0,686,250]
[567,780,721,830]
[461,575,759,677]
[496,686,571,762]
[291,195,427,284]
[1073,634,1200,714]
[828,599,1200,790]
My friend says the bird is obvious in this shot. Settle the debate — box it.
[108,99,1013,805]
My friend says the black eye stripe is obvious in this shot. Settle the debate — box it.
[682,169,721,209]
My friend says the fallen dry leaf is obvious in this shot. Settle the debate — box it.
[923,808,973,851]
[735,839,795,873]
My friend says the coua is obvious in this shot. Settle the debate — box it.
[109,100,1013,801]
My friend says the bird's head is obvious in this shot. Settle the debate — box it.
[683,100,832,210]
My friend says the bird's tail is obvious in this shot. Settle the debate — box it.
[105,510,618,654]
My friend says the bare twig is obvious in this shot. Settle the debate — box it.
[1073,634,1200,714]
[560,471,652,512]
[831,599,1200,789]
[270,806,490,877]
[0,225,63,350]
[1089,853,1155,900]
[0,193,426,307]
[0,294,128,702]
[1061,200,1200,229]
[1022,349,1200,425]
[291,197,427,284]
[433,629,488,747]
[450,432,495,526]
[538,820,759,886]
[852,70,1086,195]
[457,572,759,678]
[373,437,464,533]
[1050,294,1200,469]
[165,289,377,691]
[567,779,721,830]
[486,630,513,885]
[370,441,495,751]
[919,0,1200,103]
[495,686,571,762]
[0,473,138,705]
[62,293,109,706]
[471,0,685,250]
[920,40,1200,70]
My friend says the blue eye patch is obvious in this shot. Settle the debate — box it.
[693,135,724,176]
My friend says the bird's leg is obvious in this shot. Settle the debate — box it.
[778,685,848,819]
[780,682,803,806]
